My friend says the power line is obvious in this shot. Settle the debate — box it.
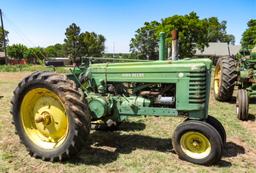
[2,12,47,64]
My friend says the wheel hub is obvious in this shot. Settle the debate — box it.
[35,111,52,125]
[180,131,211,159]
[20,88,69,149]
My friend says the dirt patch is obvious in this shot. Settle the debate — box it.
[225,137,256,167]
[0,72,31,81]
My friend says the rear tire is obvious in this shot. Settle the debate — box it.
[236,89,249,121]
[11,71,91,161]
[214,57,237,101]
[172,120,223,165]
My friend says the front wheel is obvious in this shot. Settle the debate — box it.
[172,120,223,165]
[236,89,249,121]
[206,115,226,144]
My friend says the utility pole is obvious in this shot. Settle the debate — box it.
[0,9,7,64]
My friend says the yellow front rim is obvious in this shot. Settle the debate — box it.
[180,131,211,159]
[214,65,221,95]
[20,88,69,150]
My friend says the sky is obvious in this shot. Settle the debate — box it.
[0,0,255,53]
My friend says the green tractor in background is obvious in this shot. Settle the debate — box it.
[214,45,256,120]
[11,32,226,165]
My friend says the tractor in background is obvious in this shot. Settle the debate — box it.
[214,45,256,120]
[11,32,225,165]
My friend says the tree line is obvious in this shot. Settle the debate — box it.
[0,12,255,63]
[4,23,105,64]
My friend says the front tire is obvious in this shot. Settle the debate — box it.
[206,115,226,144]
[172,120,223,165]
[11,71,91,161]
[236,89,249,121]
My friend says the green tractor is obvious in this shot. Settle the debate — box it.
[11,32,225,165]
[214,46,256,120]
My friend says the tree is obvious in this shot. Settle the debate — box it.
[45,43,65,57]
[80,32,105,57]
[158,12,209,57]
[130,21,160,60]
[64,23,106,63]
[241,19,256,49]
[64,23,83,63]
[130,12,235,58]
[0,27,8,52]
[206,17,235,44]
[24,47,46,64]
[7,44,27,59]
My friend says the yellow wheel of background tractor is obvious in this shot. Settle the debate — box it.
[172,120,223,165]
[213,57,237,101]
[11,71,91,161]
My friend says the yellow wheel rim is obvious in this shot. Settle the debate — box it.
[20,88,69,150]
[214,65,221,95]
[180,131,211,159]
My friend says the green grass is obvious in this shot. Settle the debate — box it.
[0,64,69,73]
[1,71,256,172]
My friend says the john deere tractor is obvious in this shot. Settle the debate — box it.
[214,46,256,120]
[11,32,225,165]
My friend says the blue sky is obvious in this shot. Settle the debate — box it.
[0,0,255,53]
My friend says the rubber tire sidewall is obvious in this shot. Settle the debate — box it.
[172,120,223,165]
[206,115,226,144]
[13,81,78,160]
[236,89,249,121]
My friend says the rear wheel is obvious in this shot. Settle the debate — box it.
[11,71,91,161]
[172,120,223,165]
[236,89,249,121]
[214,57,237,101]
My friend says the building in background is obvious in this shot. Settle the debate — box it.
[195,42,241,64]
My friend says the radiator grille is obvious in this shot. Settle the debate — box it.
[188,72,207,104]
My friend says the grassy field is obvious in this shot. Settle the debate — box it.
[1,71,256,173]
[0,64,69,73]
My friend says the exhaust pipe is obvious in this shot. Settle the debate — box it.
[171,30,179,60]
[159,32,166,61]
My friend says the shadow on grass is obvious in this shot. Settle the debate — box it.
[223,142,245,157]
[216,141,245,167]
[67,121,173,165]
[71,131,173,165]
[66,129,243,167]
[248,114,256,121]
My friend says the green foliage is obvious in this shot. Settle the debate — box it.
[64,23,83,63]
[0,64,68,73]
[80,32,105,57]
[130,21,160,60]
[45,43,65,57]
[64,23,106,63]
[130,12,235,58]
[24,47,46,64]
[159,12,208,57]
[0,27,8,52]
[7,44,28,60]
[241,19,256,49]
[207,17,235,44]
